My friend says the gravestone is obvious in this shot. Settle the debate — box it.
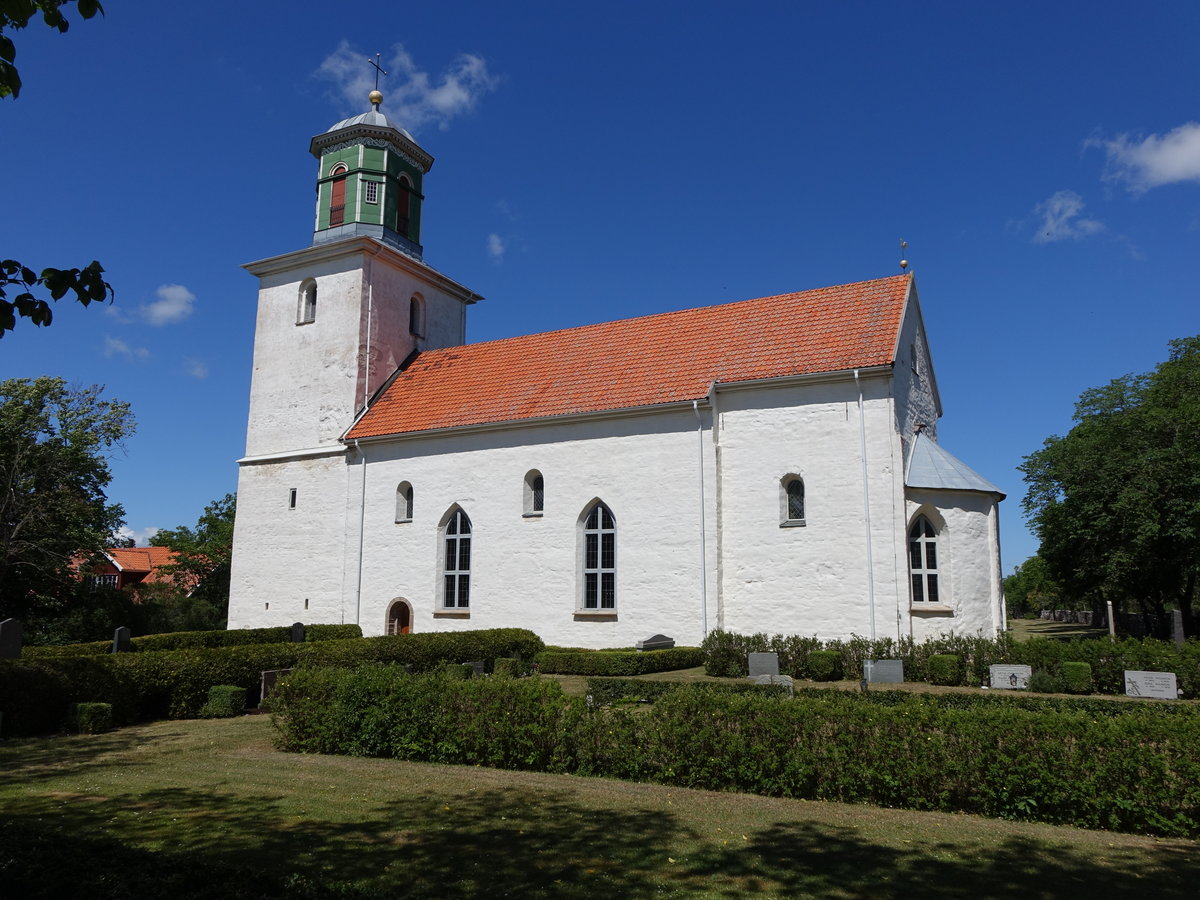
[290,622,306,643]
[1124,670,1178,700]
[989,664,1032,690]
[635,634,675,651]
[1172,610,1185,648]
[467,660,486,677]
[260,668,296,704]
[751,673,795,697]
[111,626,131,653]
[865,659,904,684]
[747,652,779,677]
[0,618,22,659]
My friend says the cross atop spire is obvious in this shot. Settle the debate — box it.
[368,52,387,90]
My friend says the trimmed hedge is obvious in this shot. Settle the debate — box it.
[535,647,704,676]
[269,668,1200,838]
[701,628,1200,697]
[22,623,364,658]
[1061,661,1093,694]
[806,650,842,681]
[0,628,544,735]
[583,677,790,706]
[199,685,247,718]
[928,654,961,686]
[65,702,112,734]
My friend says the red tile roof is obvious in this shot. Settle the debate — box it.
[348,274,911,440]
[107,546,179,583]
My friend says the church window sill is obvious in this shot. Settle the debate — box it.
[522,512,543,519]
[910,604,953,615]
[574,610,617,621]
[434,609,471,619]
[780,519,807,528]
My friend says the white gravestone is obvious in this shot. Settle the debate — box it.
[990,664,1032,690]
[1124,670,1178,700]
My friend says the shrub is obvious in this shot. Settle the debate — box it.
[584,677,790,707]
[65,702,112,734]
[806,650,843,681]
[1027,671,1059,693]
[927,654,962,686]
[439,662,474,680]
[535,647,703,676]
[1060,661,1093,694]
[492,657,519,678]
[199,685,247,718]
[22,623,365,657]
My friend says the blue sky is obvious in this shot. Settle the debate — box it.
[2,1,1197,574]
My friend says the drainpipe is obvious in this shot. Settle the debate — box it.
[854,370,877,648]
[693,398,708,639]
[361,256,374,412]
[353,439,367,627]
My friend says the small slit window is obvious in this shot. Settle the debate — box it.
[395,482,413,523]
[409,294,425,337]
[780,476,805,526]
[524,470,544,516]
[298,280,317,325]
[288,488,297,509]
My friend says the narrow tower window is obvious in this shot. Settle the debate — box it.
[409,295,425,337]
[329,163,348,227]
[397,175,413,237]
[298,280,317,325]
[364,180,379,204]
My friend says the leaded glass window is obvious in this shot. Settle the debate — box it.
[583,502,616,609]
[908,515,939,604]
[442,509,471,608]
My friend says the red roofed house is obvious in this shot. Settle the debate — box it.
[83,546,191,599]
[227,96,1006,647]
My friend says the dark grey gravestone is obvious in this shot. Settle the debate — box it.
[635,634,675,651]
[1172,610,1185,647]
[290,622,306,643]
[467,660,486,677]
[111,626,132,653]
[1124,670,1178,700]
[260,668,296,704]
[990,664,1032,690]
[747,652,779,677]
[0,618,22,659]
[865,659,904,684]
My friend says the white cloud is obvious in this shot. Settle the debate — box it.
[487,233,506,261]
[104,336,150,361]
[1088,122,1200,192]
[316,41,498,133]
[184,357,209,379]
[141,283,195,326]
[115,525,160,547]
[1032,190,1105,244]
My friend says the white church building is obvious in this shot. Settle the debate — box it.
[227,92,1006,648]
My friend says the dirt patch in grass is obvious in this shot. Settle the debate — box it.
[0,716,1195,899]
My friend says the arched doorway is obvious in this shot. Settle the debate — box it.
[386,599,412,635]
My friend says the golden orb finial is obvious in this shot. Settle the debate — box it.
[369,90,383,109]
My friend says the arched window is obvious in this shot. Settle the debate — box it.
[395,482,413,523]
[909,515,939,604]
[329,163,348,227]
[386,599,412,635]
[397,175,413,237]
[441,508,471,608]
[524,470,544,516]
[298,280,317,325]
[582,501,616,610]
[780,475,805,525]
[408,294,425,337]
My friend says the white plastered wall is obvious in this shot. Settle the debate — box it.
[904,488,1004,640]
[715,374,908,642]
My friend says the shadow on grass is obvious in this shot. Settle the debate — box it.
[0,728,174,786]
[2,785,1198,899]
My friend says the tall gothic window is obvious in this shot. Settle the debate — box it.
[442,508,471,608]
[909,515,939,604]
[582,501,616,609]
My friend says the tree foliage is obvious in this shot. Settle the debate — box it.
[150,493,236,619]
[1002,554,1061,617]
[1,2,113,336]
[1020,336,1200,635]
[0,376,134,621]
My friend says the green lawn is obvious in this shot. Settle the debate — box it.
[1008,617,1111,641]
[1,715,1196,899]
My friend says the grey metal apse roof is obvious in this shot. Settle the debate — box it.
[905,433,1005,497]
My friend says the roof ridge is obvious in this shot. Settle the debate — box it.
[421,273,911,357]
